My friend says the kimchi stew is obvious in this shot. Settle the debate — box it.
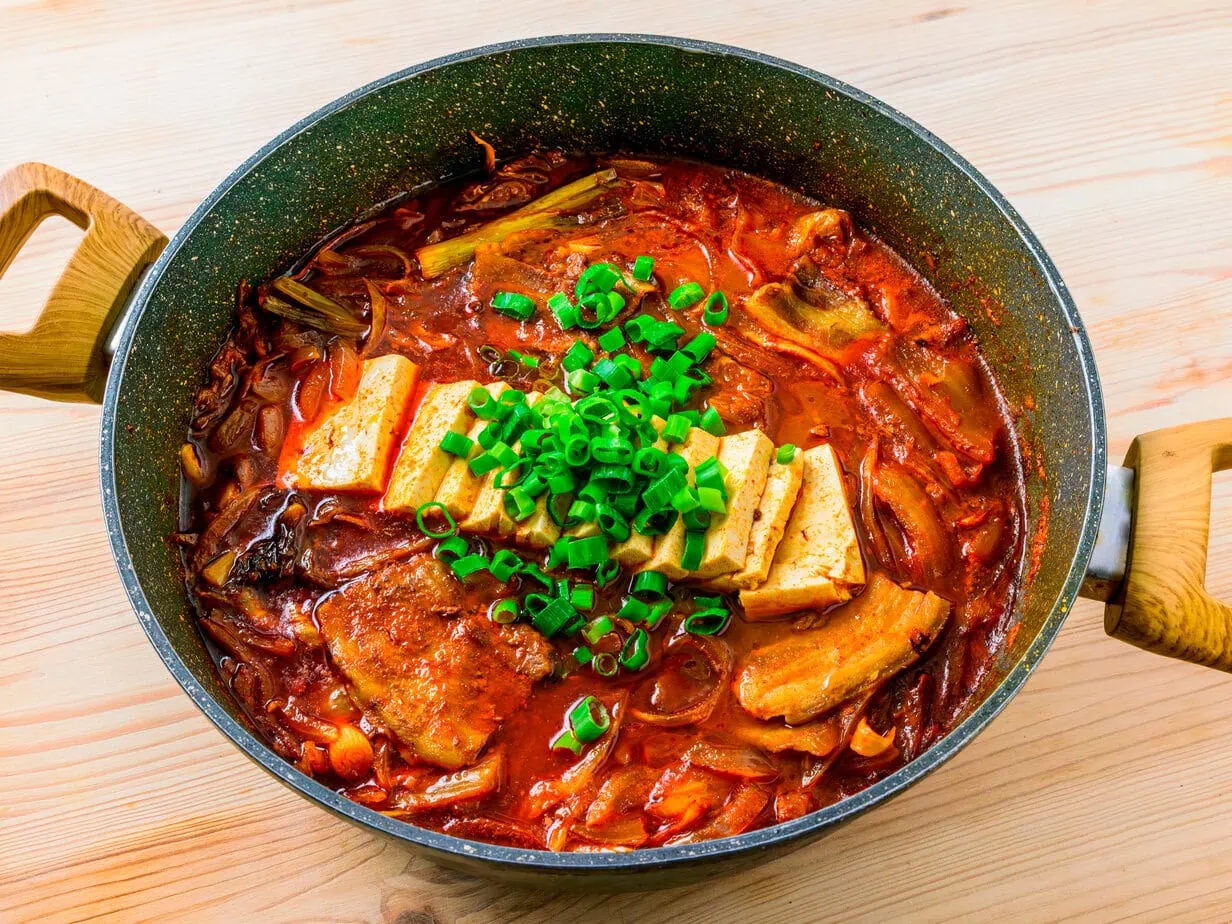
[178,151,1025,851]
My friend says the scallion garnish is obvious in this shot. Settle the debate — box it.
[491,290,537,321]
[777,443,798,464]
[568,695,611,743]
[415,502,457,539]
[619,628,651,671]
[489,598,519,624]
[632,255,655,281]
[439,430,474,457]
[668,281,705,310]
[702,290,729,326]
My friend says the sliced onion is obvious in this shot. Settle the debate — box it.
[664,784,770,845]
[684,741,779,782]
[571,815,649,849]
[385,750,503,816]
[629,635,733,728]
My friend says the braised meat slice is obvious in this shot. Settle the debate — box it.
[734,573,950,724]
[316,555,553,769]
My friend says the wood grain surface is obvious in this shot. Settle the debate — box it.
[1,1,1230,921]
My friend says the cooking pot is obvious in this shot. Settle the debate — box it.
[4,35,1229,888]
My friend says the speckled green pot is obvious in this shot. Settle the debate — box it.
[101,35,1104,887]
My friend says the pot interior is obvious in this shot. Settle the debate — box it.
[104,36,1103,877]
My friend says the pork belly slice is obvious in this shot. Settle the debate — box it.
[316,555,553,769]
[734,572,950,724]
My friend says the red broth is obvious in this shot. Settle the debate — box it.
[178,153,1025,850]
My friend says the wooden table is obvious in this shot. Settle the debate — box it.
[2,2,1230,920]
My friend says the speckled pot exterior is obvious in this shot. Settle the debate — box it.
[101,35,1105,887]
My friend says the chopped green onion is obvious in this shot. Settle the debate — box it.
[662,414,691,444]
[570,583,596,611]
[596,560,622,588]
[562,341,595,372]
[668,281,705,310]
[489,598,519,624]
[522,563,555,589]
[697,486,727,514]
[468,385,500,419]
[632,447,667,477]
[619,628,651,671]
[645,599,673,630]
[415,502,457,538]
[630,570,669,601]
[592,357,633,389]
[617,597,649,623]
[436,535,469,565]
[549,292,579,329]
[491,290,536,321]
[566,368,601,395]
[467,449,501,476]
[699,406,726,436]
[632,255,655,281]
[694,457,727,497]
[777,444,798,464]
[582,616,614,645]
[572,645,594,665]
[682,331,717,363]
[569,695,612,743]
[503,486,536,521]
[680,530,706,571]
[568,535,610,570]
[682,508,712,531]
[439,430,474,457]
[702,291,729,326]
[489,548,525,582]
[671,487,700,514]
[450,553,490,581]
[551,728,583,755]
[592,651,619,677]
[597,504,632,542]
[532,596,578,637]
[576,263,623,299]
[683,607,731,636]
[598,327,626,352]
[508,349,540,369]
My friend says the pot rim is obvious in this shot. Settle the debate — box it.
[100,33,1107,873]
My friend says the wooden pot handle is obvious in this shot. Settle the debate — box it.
[1106,419,1232,669]
[0,163,166,402]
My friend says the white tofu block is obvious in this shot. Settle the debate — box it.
[384,380,479,513]
[641,429,721,580]
[728,454,805,590]
[285,353,417,493]
[434,383,508,519]
[464,392,540,536]
[739,443,865,619]
[693,429,774,579]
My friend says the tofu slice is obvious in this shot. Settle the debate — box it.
[383,380,479,513]
[464,392,541,536]
[609,417,668,567]
[739,443,865,619]
[709,453,805,591]
[641,429,721,579]
[693,429,774,579]
[284,353,418,493]
[434,382,509,519]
